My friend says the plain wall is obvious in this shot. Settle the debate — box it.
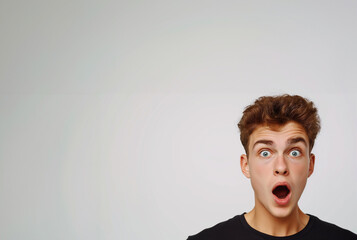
[1,1,357,239]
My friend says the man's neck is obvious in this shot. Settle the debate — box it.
[244,206,309,237]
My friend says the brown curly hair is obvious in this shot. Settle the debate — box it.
[238,94,321,154]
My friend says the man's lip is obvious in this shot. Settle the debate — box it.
[272,182,292,206]
[272,182,291,192]
[273,191,291,205]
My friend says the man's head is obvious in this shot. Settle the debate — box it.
[238,95,321,219]
[238,94,320,156]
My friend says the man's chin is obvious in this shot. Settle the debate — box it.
[268,205,297,219]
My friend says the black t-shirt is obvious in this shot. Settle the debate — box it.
[187,213,357,240]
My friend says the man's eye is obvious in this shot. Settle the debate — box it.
[290,150,301,157]
[259,150,271,157]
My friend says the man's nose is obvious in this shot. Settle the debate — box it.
[274,154,289,176]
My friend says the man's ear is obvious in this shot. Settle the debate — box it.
[308,153,315,177]
[240,154,250,179]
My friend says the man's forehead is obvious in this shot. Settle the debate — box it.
[248,122,309,148]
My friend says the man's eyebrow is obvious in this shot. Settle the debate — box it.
[252,140,274,149]
[287,137,307,146]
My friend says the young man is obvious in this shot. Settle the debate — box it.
[187,95,357,239]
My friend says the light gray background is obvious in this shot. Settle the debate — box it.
[1,1,357,239]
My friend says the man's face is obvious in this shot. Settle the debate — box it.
[240,121,315,218]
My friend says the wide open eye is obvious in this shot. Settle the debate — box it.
[289,150,301,157]
[259,150,271,157]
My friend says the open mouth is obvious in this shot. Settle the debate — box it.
[272,185,290,199]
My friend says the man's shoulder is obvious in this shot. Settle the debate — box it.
[310,215,357,239]
[187,214,357,240]
[187,214,247,240]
